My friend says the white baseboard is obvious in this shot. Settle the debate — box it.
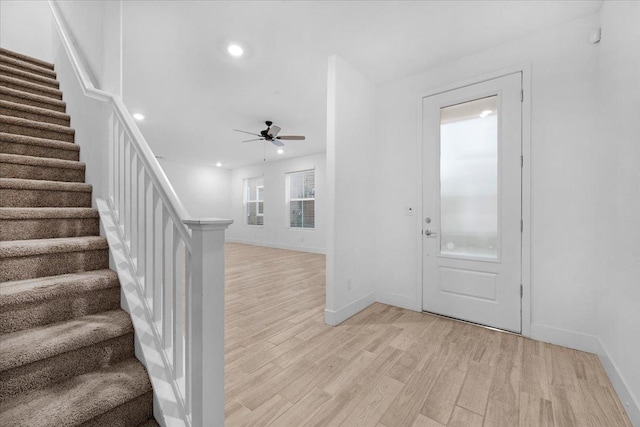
[226,238,326,255]
[97,199,187,427]
[376,291,421,312]
[597,339,640,426]
[325,291,376,326]
[529,323,601,354]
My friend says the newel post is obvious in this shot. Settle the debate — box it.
[184,218,233,427]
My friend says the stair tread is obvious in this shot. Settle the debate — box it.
[0,153,84,170]
[0,54,57,79]
[0,86,66,109]
[0,309,132,371]
[0,132,78,151]
[0,358,151,427]
[0,99,69,120]
[0,64,59,89]
[0,115,75,135]
[0,269,116,307]
[0,74,63,99]
[0,236,108,258]
[0,177,91,191]
[0,207,98,219]
[0,48,55,71]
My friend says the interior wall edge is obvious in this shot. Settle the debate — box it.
[529,322,601,354]
[376,291,421,312]
[598,339,640,426]
[324,291,376,326]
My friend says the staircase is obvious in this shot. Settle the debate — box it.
[0,48,158,426]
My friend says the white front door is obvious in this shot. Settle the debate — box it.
[422,73,522,333]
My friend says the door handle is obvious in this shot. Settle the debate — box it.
[424,229,438,237]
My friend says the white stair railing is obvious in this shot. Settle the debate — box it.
[49,2,232,425]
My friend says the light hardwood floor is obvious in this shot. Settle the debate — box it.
[224,243,632,426]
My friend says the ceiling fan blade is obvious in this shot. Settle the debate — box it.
[277,135,305,140]
[271,139,285,147]
[268,125,281,137]
[233,129,261,137]
[242,138,264,143]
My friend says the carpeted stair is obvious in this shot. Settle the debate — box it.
[0,48,158,426]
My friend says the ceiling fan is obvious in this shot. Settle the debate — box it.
[233,121,305,147]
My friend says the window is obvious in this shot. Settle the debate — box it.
[287,170,315,228]
[244,177,264,226]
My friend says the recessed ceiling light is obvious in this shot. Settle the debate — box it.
[479,110,492,118]
[277,149,284,154]
[133,113,145,121]
[216,162,222,167]
[227,44,243,57]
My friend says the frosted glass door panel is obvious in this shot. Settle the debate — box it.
[440,96,498,258]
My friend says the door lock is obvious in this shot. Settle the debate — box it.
[425,217,432,224]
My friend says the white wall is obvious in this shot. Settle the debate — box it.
[596,2,640,423]
[50,14,109,205]
[0,0,53,62]
[54,0,122,93]
[227,153,326,254]
[325,55,377,325]
[375,14,602,344]
[157,158,231,219]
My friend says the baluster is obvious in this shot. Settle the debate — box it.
[108,113,115,207]
[152,189,163,323]
[129,152,138,263]
[162,207,173,349]
[145,171,154,299]
[123,138,131,244]
[137,162,146,282]
[114,122,121,218]
[118,127,125,227]
[184,249,192,417]
[173,229,185,380]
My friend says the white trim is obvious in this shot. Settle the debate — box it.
[97,199,187,427]
[597,340,640,426]
[324,291,376,326]
[529,323,600,354]
[226,238,325,255]
[415,63,532,336]
[376,291,421,312]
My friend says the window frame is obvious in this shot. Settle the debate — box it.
[244,177,264,227]
[286,169,316,229]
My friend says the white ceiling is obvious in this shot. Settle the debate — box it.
[122,0,602,169]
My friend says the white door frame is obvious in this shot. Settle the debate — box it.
[415,63,532,337]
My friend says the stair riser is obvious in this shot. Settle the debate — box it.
[0,51,54,72]
[0,92,65,113]
[0,217,100,241]
[0,81,62,101]
[0,249,108,282]
[0,65,59,89]
[0,57,56,80]
[0,105,69,126]
[0,162,85,182]
[0,334,134,402]
[0,188,91,208]
[0,286,119,333]
[1,122,74,143]
[83,391,154,427]
[0,141,79,161]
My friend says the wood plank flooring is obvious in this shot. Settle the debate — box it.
[224,243,632,426]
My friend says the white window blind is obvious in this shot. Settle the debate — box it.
[287,170,315,228]
[244,177,264,226]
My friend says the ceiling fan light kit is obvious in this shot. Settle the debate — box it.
[233,121,306,147]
